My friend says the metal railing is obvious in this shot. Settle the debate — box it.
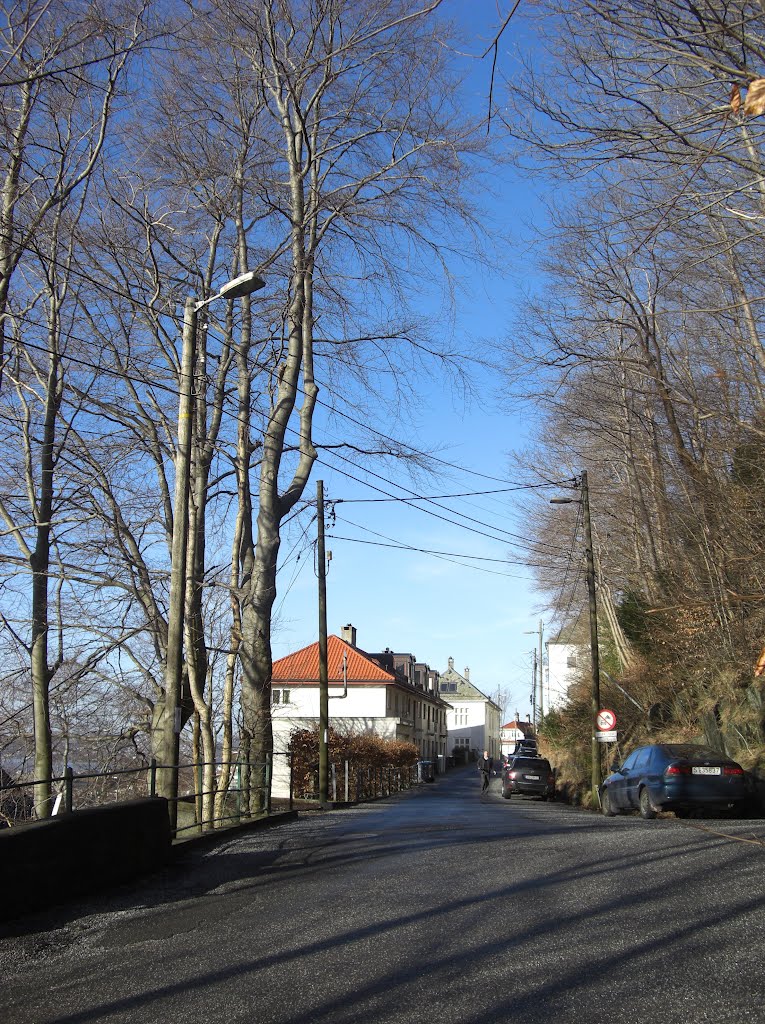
[1,753,431,835]
[0,754,288,838]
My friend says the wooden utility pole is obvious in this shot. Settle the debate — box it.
[581,471,601,804]
[317,480,329,805]
[537,619,544,723]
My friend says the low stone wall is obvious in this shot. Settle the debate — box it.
[0,797,171,921]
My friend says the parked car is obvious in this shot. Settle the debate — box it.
[502,756,555,800]
[600,743,749,819]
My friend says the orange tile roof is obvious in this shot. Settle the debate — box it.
[272,635,397,684]
[502,720,533,732]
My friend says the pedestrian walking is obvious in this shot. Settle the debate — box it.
[478,750,493,793]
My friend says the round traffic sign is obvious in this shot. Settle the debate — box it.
[596,708,617,731]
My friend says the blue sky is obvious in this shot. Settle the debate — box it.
[271,2,549,720]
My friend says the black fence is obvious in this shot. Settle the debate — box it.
[1,752,436,836]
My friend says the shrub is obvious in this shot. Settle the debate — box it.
[287,726,419,799]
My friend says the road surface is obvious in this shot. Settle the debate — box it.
[2,765,764,1023]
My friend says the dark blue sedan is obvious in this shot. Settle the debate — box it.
[600,743,748,819]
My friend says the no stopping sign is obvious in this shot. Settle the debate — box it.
[596,708,617,731]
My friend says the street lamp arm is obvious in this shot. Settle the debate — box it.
[195,270,266,310]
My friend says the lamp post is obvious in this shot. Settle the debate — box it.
[551,471,601,804]
[159,270,265,827]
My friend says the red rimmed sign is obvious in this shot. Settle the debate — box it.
[596,708,617,731]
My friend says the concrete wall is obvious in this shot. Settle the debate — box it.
[0,797,171,921]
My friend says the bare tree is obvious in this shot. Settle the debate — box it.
[499,3,765,760]
[0,1,155,816]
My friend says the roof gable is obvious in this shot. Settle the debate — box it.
[439,671,492,702]
[272,635,396,683]
[502,720,534,735]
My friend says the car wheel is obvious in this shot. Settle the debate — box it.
[601,790,616,817]
[501,788,511,800]
[639,787,657,820]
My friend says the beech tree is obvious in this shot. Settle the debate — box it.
[1,0,496,823]
[501,1,765,758]
[0,1,155,816]
[207,0,489,809]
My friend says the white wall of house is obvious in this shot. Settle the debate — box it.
[270,684,447,797]
[500,724,529,756]
[546,643,584,711]
[446,700,499,758]
[271,684,387,720]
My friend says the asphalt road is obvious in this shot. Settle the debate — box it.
[3,765,765,1024]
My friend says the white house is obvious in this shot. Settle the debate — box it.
[269,624,450,796]
[437,657,501,760]
[546,642,585,711]
[500,719,534,758]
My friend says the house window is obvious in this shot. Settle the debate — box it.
[566,652,578,669]
[272,688,291,705]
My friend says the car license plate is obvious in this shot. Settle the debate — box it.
[525,774,539,780]
[692,766,721,775]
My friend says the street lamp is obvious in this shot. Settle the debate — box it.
[550,471,601,805]
[159,270,265,826]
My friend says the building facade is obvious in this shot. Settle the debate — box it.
[546,642,585,711]
[437,657,501,760]
[500,718,534,758]
[269,624,450,795]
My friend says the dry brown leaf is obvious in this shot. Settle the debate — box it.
[730,83,742,114]
[743,77,765,117]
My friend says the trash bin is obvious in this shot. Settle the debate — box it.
[418,760,434,783]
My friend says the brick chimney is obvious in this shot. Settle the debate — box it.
[464,666,470,681]
[341,623,357,647]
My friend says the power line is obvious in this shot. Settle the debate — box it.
[2,304,580,566]
[326,534,534,580]
[335,482,571,502]
[5,304,548,499]
[311,440,573,550]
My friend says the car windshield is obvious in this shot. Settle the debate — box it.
[660,744,729,761]
[511,758,549,771]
